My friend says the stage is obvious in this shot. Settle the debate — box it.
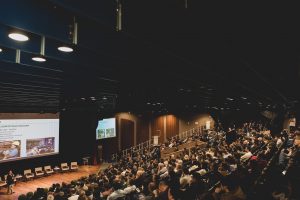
[0,164,109,200]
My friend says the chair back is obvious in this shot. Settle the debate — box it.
[61,163,68,167]
[44,165,51,170]
[71,162,77,166]
[24,169,32,175]
[35,167,42,172]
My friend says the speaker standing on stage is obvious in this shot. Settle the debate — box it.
[6,170,14,194]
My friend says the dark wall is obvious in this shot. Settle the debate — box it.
[59,110,97,162]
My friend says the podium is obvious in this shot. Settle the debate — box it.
[82,157,90,165]
[97,145,103,164]
[153,135,159,145]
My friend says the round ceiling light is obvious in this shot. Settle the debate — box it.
[8,33,29,41]
[32,56,46,62]
[0,48,2,52]
[58,46,73,52]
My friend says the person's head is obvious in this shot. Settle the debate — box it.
[47,194,54,200]
[9,170,13,175]
[26,192,34,199]
[158,181,168,193]
[148,182,156,193]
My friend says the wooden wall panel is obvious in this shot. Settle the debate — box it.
[120,119,134,150]
[166,115,179,139]
[0,113,59,119]
[137,119,149,144]
[151,116,164,143]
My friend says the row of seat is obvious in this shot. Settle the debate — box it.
[0,162,78,187]
[24,162,79,179]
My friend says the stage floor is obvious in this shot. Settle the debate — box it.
[0,164,108,200]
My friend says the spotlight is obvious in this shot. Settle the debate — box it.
[58,46,73,52]
[8,32,29,42]
[0,48,2,52]
[32,56,46,62]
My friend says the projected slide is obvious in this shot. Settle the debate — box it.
[96,118,116,139]
[0,119,59,162]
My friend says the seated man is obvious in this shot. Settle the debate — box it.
[107,182,126,200]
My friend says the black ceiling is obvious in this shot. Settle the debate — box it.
[0,0,299,115]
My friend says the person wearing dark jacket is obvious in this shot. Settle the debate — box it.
[6,170,15,194]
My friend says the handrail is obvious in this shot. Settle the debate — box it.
[111,125,203,161]
[254,137,287,186]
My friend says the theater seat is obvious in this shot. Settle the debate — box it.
[70,162,78,171]
[0,177,7,188]
[35,167,44,177]
[61,163,69,172]
[44,165,54,175]
[24,169,34,180]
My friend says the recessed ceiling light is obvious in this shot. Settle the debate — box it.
[81,97,86,100]
[241,97,247,100]
[226,97,234,101]
[147,102,151,105]
[32,57,46,62]
[58,46,73,52]
[0,48,2,52]
[247,102,251,104]
[102,96,107,100]
[8,33,29,41]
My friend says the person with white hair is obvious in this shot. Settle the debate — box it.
[47,194,54,200]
